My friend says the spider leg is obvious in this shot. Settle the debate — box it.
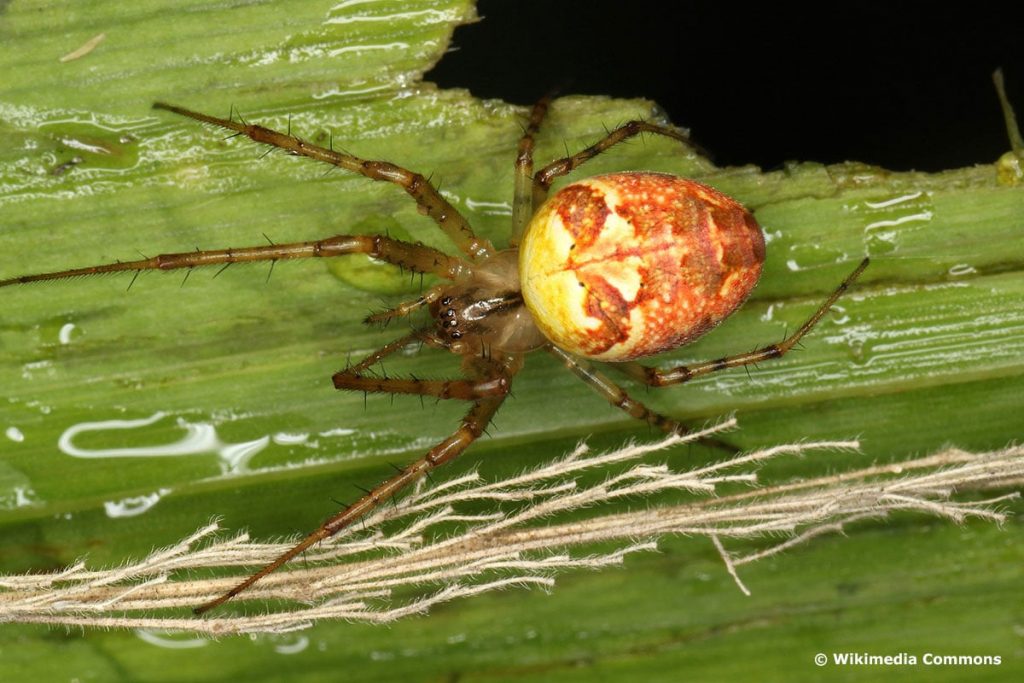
[342,330,428,373]
[333,365,511,400]
[617,258,870,387]
[0,234,468,288]
[331,329,512,400]
[533,120,694,200]
[194,361,514,614]
[153,102,494,260]
[363,285,446,326]
[511,94,554,244]
[546,345,683,433]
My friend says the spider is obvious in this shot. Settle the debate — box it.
[0,96,868,614]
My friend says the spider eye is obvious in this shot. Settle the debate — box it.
[451,331,463,339]
[441,296,452,305]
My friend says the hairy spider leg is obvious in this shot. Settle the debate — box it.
[531,120,694,206]
[331,322,511,405]
[510,94,554,244]
[363,287,447,326]
[333,362,511,400]
[0,235,468,289]
[340,329,430,374]
[616,258,870,386]
[194,354,517,615]
[546,346,683,432]
[153,102,495,261]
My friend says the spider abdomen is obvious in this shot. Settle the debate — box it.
[519,172,765,361]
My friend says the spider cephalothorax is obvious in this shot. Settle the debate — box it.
[426,249,545,355]
[0,97,868,613]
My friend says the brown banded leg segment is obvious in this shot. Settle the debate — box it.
[510,94,554,245]
[363,286,446,326]
[533,120,693,200]
[333,368,511,400]
[342,330,428,374]
[153,102,494,261]
[618,258,870,387]
[333,329,511,399]
[546,345,684,433]
[193,394,509,614]
[0,235,468,288]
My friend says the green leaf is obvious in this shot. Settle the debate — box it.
[1,0,1022,680]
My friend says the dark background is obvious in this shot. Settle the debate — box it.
[429,2,1024,172]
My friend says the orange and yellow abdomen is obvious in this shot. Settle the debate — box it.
[519,172,765,361]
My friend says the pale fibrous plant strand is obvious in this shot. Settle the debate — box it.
[993,68,1024,153]
[0,418,1020,636]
